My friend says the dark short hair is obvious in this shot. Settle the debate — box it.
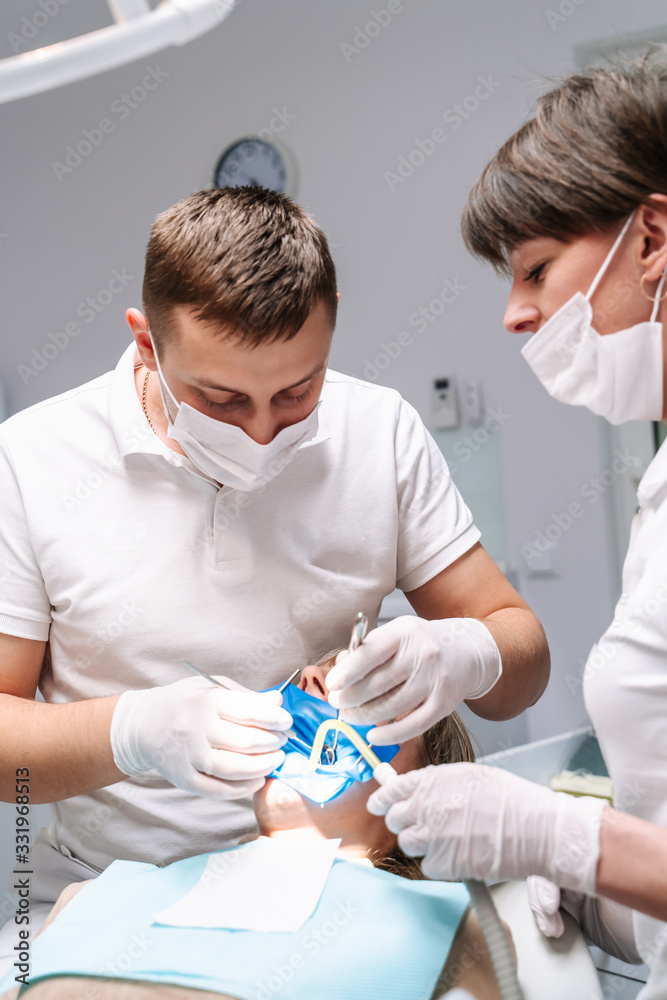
[461,46,667,274]
[142,186,338,351]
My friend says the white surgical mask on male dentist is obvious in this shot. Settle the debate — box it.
[148,331,322,491]
[520,212,666,424]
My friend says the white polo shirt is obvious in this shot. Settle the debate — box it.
[0,342,479,873]
[584,438,667,993]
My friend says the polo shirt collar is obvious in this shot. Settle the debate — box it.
[109,342,173,459]
[637,436,667,509]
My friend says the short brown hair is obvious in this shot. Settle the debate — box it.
[142,186,338,351]
[461,46,667,274]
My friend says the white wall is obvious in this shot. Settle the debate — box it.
[1,1,665,870]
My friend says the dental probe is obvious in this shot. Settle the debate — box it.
[278,668,301,693]
[182,660,311,752]
[183,659,231,689]
[331,612,369,758]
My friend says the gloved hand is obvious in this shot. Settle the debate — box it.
[527,875,642,963]
[527,876,566,937]
[367,762,608,893]
[110,674,292,798]
[325,616,502,743]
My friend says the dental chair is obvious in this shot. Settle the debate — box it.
[481,880,602,1000]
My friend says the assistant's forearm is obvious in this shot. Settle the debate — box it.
[465,608,550,720]
[0,693,126,803]
[596,808,667,923]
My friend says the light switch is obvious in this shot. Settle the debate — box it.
[462,377,484,425]
[523,540,559,577]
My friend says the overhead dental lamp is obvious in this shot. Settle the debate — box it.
[0,0,235,105]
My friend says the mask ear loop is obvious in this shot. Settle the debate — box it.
[148,328,180,422]
[640,268,667,322]
[586,212,636,302]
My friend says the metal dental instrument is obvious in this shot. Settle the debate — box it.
[182,660,310,752]
[349,611,369,651]
[184,660,300,696]
[309,718,397,784]
[183,659,232,690]
[278,668,301,693]
[330,612,369,759]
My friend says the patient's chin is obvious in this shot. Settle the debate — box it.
[254,778,310,833]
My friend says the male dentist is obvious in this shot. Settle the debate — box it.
[0,186,548,973]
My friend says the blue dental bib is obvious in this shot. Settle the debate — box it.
[6,848,470,1000]
[265,683,399,804]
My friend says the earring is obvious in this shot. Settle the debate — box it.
[640,270,667,303]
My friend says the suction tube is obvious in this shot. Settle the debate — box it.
[462,879,523,1000]
[309,719,524,1000]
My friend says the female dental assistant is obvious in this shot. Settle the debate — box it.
[362,53,667,998]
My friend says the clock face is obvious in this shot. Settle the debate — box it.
[214,138,292,194]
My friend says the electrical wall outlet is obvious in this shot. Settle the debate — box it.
[432,376,459,430]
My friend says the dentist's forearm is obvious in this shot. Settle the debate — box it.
[0,693,126,803]
[596,808,667,923]
[465,608,550,720]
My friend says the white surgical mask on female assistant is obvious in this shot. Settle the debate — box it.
[148,331,322,491]
[520,212,667,425]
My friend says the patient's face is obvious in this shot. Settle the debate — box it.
[253,661,423,857]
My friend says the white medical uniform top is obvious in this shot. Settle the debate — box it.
[0,342,480,876]
[584,438,667,995]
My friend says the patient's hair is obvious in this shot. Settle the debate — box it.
[372,711,475,880]
[142,186,338,353]
[461,46,667,275]
[315,648,476,880]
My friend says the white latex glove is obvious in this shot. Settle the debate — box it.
[367,762,608,893]
[527,875,642,963]
[527,875,565,937]
[325,616,502,744]
[110,674,291,798]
